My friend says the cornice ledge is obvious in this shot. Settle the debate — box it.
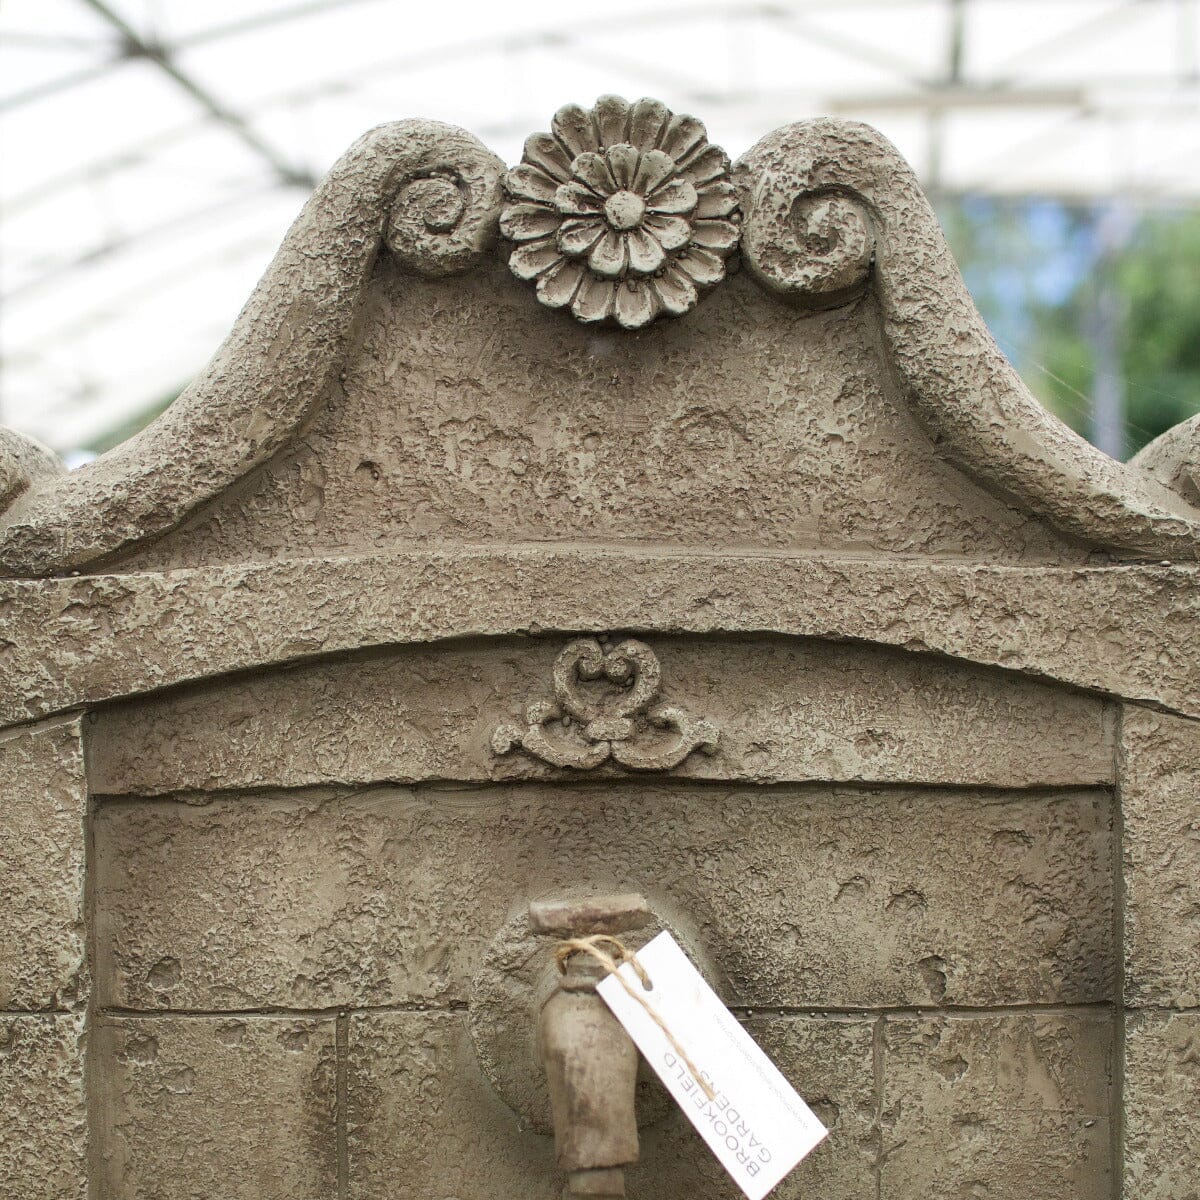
[0,120,503,579]
[0,546,1197,727]
[736,119,1200,561]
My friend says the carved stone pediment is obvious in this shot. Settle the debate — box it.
[2,97,1200,577]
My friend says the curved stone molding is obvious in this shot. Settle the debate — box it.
[492,636,719,770]
[0,121,503,579]
[736,120,1200,560]
[501,95,740,328]
[739,181,873,310]
[1130,414,1200,508]
[0,428,64,514]
[2,548,1198,726]
[385,153,503,278]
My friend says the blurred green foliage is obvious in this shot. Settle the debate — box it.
[941,197,1200,459]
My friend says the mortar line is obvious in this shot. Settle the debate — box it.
[82,732,101,1200]
[872,1015,884,1200]
[1111,701,1127,1200]
[89,776,1118,809]
[336,1012,349,1200]
[728,1001,1112,1017]
[0,707,90,743]
[79,997,1188,1020]
[91,998,1113,1017]
[95,1001,469,1019]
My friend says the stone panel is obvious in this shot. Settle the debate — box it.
[88,636,1113,795]
[0,717,87,1010]
[91,1015,337,1200]
[0,1014,87,1200]
[345,1010,875,1200]
[94,783,1113,1011]
[1121,705,1200,1007]
[128,267,1074,572]
[881,1013,1112,1199]
[1124,1010,1200,1198]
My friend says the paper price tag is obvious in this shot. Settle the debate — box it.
[596,931,827,1200]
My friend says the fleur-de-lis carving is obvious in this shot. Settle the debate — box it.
[491,637,719,771]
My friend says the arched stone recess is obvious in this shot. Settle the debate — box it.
[78,630,1123,1198]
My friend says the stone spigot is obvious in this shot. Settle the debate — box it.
[530,894,653,1200]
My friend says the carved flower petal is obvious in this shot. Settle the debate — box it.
[523,132,574,182]
[588,229,628,278]
[508,237,561,281]
[558,217,605,257]
[675,245,726,288]
[689,218,740,253]
[614,280,658,329]
[643,213,692,252]
[536,258,586,309]
[572,151,616,196]
[500,203,559,242]
[695,180,739,218]
[680,144,731,187]
[572,273,615,323]
[633,149,676,197]
[626,227,666,275]
[606,143,640,189]
[652,265,699,316]
[628,97,670,151]
[506,164,559,204]
[552,103,600,158]
[554,181,604,216]
[594,94,631,146]
[660,113,707,164]
[646,177,698,216]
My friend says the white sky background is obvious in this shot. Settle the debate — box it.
[3,0,1200,456]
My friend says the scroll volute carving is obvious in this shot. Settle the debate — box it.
[385,149,505,278]
[733,142,875,312]
[492,637,719,772]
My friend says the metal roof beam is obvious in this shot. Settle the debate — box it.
[76,0,316,188]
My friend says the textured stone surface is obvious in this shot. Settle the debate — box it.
[88,635,1113,795]
[1121,705,1200,1007]
[881,1013,1112,1198]
[94,783,1112,1011]
[1124,1010,1200,1199]
[126,267,1075,572]
[0,717,87,1010]
[0,122,503,578]
[3,550,1200,728]
[91,1016,337,1200]
[346,1010,875,1200]
[736,120,1200,561]
[0,1013,87,1200]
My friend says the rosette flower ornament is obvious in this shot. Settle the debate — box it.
[501,96,741,329]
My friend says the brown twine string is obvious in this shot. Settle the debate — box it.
[555,933,716,1102]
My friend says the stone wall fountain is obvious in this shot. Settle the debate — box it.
[2,96,1199,1198]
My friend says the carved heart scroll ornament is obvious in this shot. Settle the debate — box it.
[491,638,719,771]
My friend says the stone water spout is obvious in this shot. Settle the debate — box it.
[530,894,654,1200]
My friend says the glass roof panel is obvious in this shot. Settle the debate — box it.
[4,0,1200,454]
